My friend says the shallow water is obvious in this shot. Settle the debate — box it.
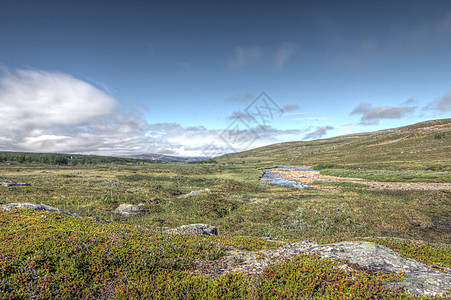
[260,165,319,189]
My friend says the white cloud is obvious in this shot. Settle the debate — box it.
[147,122,301,157]
[0,69,150,155]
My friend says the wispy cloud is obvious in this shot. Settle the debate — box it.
[284,111,308,116]
[227,111,255,122]
[228,42,296,69]
[282,104,300,113]
[304,126,334,140]
[274,42,296,68]
[350,102,417,125]
[225,93,255,103]
[228,46,262,69]
[295,117,328,121]
[424,89,451,113]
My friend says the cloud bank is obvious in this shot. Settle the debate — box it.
[0,69,302,157]
[147,122,301,157]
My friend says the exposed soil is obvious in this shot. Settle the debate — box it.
[267,167,451,192]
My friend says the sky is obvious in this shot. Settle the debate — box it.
[0,0,450,157]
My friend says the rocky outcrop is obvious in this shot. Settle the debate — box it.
[218,240,451,297]
[0,202,77,216]
[0,202,110,223]
[301,241,431,273]
[113,203,145,215]
[177,189,211,199]
[170,224,218,235]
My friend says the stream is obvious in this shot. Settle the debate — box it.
[260,165,320,189]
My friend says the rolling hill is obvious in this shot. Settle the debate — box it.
[217,118,451,171]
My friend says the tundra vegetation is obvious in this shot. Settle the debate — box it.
[0,119,450,298]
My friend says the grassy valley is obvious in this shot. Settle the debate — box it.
[1,119,450,298]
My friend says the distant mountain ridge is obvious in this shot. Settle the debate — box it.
[122,153,206,162]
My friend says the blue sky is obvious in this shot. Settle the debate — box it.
[0,0,450,157]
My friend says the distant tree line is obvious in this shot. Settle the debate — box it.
[0,152,145,165]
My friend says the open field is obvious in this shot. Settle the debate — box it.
[1,119,450,298]
[1,161,450,244]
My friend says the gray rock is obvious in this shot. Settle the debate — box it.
[0,202,77,217]
[309,241,431,273]
[113,203,145,215]
[386,272,451,297]
[0,202,110,223]
[262,240,319,256]
[177,189,211,199]
[177,224,218,235]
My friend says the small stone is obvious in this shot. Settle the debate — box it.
[177,189,211,199]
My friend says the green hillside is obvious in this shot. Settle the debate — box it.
[218,118,451,171]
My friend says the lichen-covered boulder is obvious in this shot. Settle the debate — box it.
[0,202,111,223]
[308,241,431,273]
[173,224,218,235]
[0,202,77,217]
[113,203,145,215]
